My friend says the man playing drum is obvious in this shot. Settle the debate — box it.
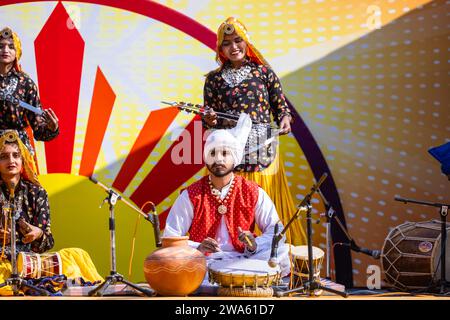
[164,114,290,276]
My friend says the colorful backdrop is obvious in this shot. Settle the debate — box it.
[0,0,448,287]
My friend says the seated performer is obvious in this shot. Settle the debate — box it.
[0,130,102,295]
[0,27,59,154]
[164,114,290,276]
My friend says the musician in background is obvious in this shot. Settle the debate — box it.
[0,27,59,155]
[0,130,102,295]
[202,17,305,246]
[164,114,290,276]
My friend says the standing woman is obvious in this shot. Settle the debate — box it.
[202,17,305,245]
[0,27,59,155]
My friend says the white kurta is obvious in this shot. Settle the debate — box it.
[164,175,290,276]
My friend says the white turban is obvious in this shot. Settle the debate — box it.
[203,113,252,167]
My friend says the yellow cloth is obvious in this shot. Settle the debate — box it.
[0,130,40,186]
[236,154,306,246]
[0,247,103,296]
[0,27,23,72]
[58,248,103,283]
[215,17,269,67]
[0,258,12,295]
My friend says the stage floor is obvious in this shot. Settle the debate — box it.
[0,282,448,300]
[0,294,448,300]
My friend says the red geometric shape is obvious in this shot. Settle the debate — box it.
[112,107,179,192]
[34,2,84,173]
[79,67,116,177]
[130,116,205,208]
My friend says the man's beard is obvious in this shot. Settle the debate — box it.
[207,163,234,177]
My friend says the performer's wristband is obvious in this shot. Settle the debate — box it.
[246,244,257,254]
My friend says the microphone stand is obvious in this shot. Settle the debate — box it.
[317,187,334,280]
[88,177,160,297]
[276,173,348,298]
[395,196,450,294]
[0,184,50,296]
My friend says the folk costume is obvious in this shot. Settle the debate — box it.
[0,27,59,155]
[203,17,305,245]
[0,130,101,295]
[165,115,290,275]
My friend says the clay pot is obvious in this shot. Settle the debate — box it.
[143,236,206,296]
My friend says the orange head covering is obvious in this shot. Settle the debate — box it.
[1,27,23,72]
[215,17,269,67]
[0,130,40,186]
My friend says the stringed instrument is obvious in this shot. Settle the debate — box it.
[162,101,280,129]
[162,101,281,154]
[0,91,44,115]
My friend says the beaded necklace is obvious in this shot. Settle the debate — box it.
[221,64,252,87]
[207,176,236,215]
[0,73,18,95]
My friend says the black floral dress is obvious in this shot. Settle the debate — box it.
[0,179,54,258]
[203,60,292,172]
[0,68,59,153]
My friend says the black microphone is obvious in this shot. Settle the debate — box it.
[89,176,98,184]
[394,196,408,203]
[343,241,381,259]
[358,247,381,260]
[268,223,280,268]
[152,214,162,247]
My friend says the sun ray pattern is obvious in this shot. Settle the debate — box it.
[34,2,85,173]
[112,106,179,192]
[79,66,116,177]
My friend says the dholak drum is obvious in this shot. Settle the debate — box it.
[290,245,324,294]
[208,259,281,297]
[17,252,63,279]
[381,220,450,291]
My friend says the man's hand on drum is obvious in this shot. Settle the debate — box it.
[21,222,44,244]
[0,228,11,244]
[238,227,257,253]
[197,237,221,254]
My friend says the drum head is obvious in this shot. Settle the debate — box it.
[291,245,324,260]
[17,252,42,279]
[209,259,280,276]
[208,259,281,288]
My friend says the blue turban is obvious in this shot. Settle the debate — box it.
[428,141,450,175]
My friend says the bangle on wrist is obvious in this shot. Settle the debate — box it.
[247,245,256,254]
